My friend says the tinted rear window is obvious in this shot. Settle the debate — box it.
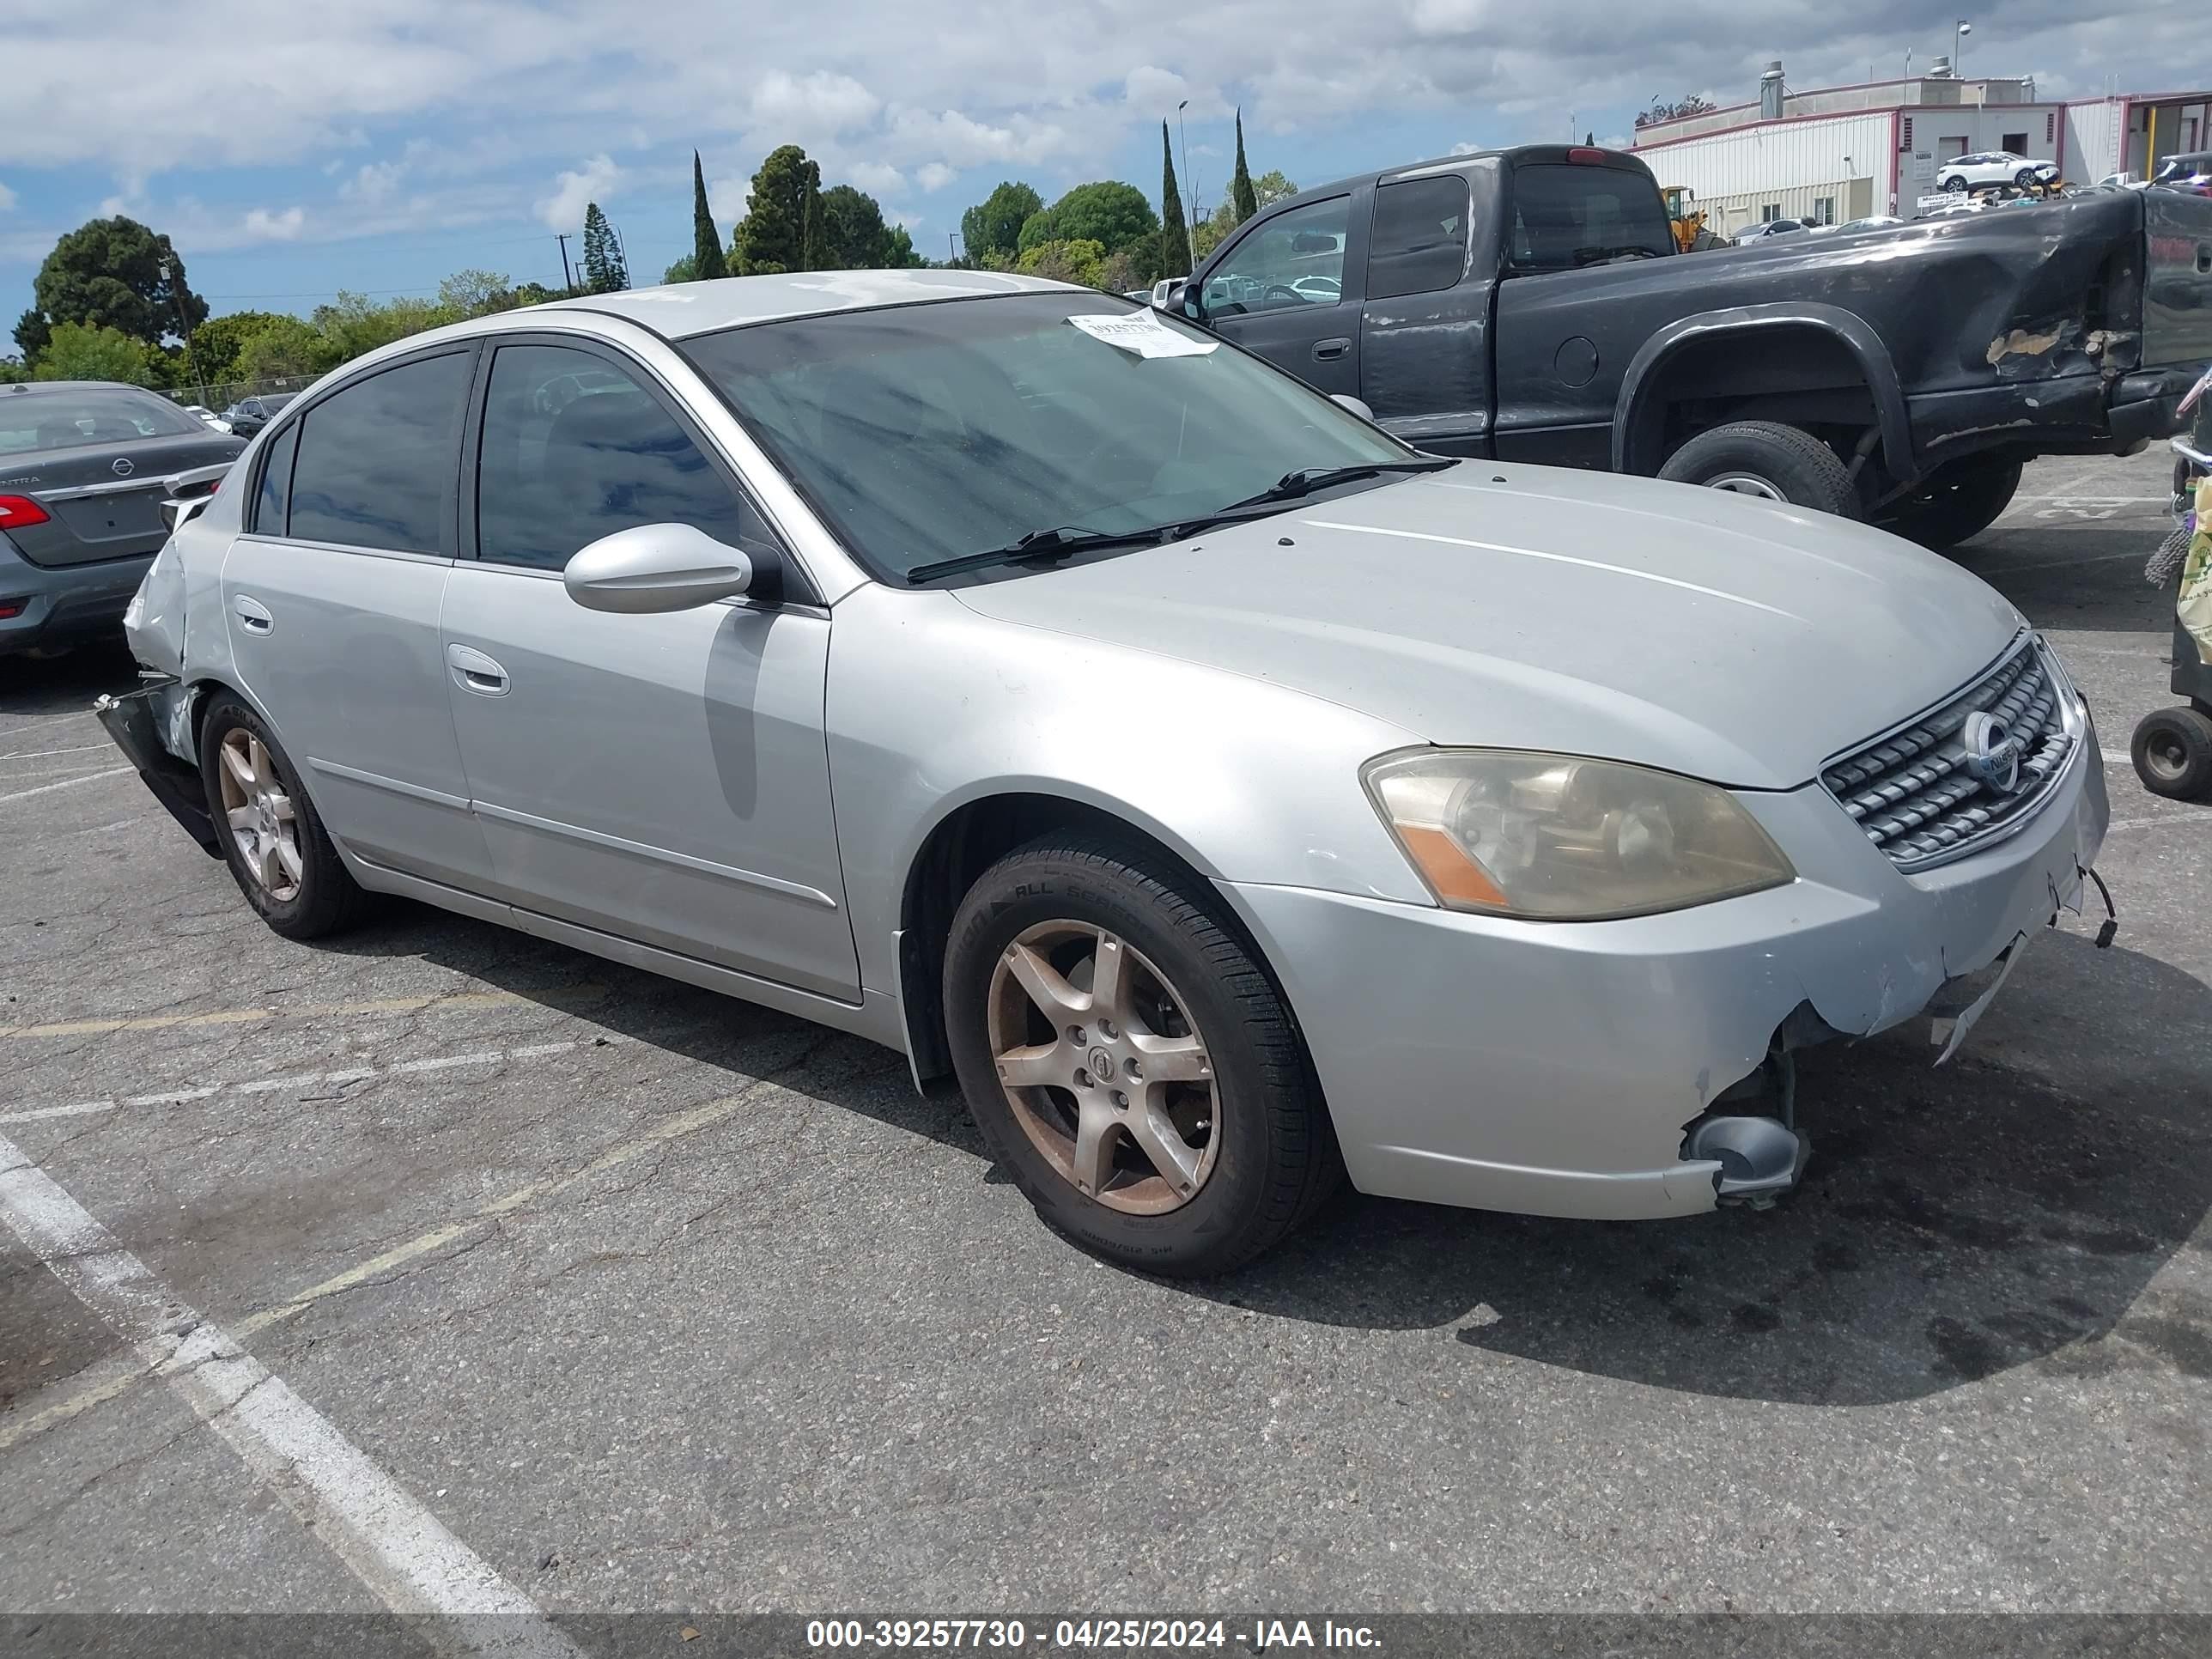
[0,386,204,454]
[1508,164,1674,271]
[253,420,299,535]
[1369,175,1471,300]
[288,352,471,553]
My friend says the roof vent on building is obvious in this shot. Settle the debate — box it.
[1929,54,1954,77]
[1759,60,1785,120]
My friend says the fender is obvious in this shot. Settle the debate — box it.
[1612,302,1917,484]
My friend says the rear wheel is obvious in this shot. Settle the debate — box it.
[1658,421,1860,518]
[199,695,376,939]
[2131,706,2212,801]
[945,834,1340,1276]
[1880,456,2024,550]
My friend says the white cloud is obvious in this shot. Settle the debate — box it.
[750,70,880,135]
[846,161,907,194]
[915,161,957,192]
[341,160,406,204]
[242,205,306,241]
[536,153,623,232]
[1449,141,1486,155]
[0,180,15,212]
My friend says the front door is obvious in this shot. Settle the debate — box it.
[1194,192,1364,399]
[441,337,861,1001]
[221,346,493,889]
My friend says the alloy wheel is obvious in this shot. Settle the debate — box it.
[216,728,304,902]
[985,921,1221,1214]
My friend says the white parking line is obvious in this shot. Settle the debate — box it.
[0,765,131,805]
[0,1133,582,1652]
[2010,495,2171,503]
[0,1035,635,1124]
[2103,808,2212,832]
[0,742,111,762]
[0,709,100,737]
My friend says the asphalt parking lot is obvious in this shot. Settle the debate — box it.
[2,448,2208,1634]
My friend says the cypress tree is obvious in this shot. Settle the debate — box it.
[691,152,727,281]
[1231,110,1258,224]
[1159,122,1192,277]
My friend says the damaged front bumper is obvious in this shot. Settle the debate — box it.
[1220,725,2109,1221]
[93,679,221,859]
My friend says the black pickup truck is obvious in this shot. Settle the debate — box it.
[1176,144,2212,547]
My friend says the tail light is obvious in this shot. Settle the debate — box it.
[0,494,51,531]
[1566,148,1610,165]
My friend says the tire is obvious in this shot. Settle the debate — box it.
[199,694,376,939]
[1880,456,2024,550]
[1941,174,1967,193]
[2130,706,2212,801]
[2014,169,2040,190]
[944,833,1341,1277]
[1657,421,1861,518]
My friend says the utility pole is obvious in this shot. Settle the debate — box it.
[157,259,207,408]
[556,233,577,295]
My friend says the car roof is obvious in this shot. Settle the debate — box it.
[0,380,170,398]
[535,269,1079,340]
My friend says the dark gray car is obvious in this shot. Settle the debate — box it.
[0,381,243,656]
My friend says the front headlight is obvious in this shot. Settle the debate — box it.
[1362,749,1796,921]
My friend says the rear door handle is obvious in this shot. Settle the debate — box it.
[1313,337,1352,362]
[446,642,510,696]
[232,595,273,635]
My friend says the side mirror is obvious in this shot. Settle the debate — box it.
[1330,393,1376,422]
[564,523,756,614]
[1177,282,1202,323]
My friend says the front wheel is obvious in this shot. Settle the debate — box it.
[1941,174,1968,193]
[1657,421,1861,518]
[944,834,1340,1276]
[1880,456,2024,550]
[2015,169,2041,190]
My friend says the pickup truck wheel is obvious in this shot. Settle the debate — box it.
[1880,456,2024,550]
[199,695,376,940]
[2131,706,2212,801]
[944,833,1341,1277]
[1657,422,1860,518]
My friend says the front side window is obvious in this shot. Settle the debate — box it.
[287,352,471,553]
[1202,197,1349,315]
[475,343,758,572]
[684,292,1409,583]
[1509,164,1675,270]
[1368,176,1471,300]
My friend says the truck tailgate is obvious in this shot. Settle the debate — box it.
[2142,191,2212,368]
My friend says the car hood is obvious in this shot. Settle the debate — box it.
[950,463,2024,789]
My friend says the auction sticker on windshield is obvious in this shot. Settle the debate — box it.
[1066,310,1218,358]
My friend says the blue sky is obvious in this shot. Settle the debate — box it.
[3,0,2197,342]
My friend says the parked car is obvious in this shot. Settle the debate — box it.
[221,392,296,437]
[1827,216,1905,235]
[2151,151,2212,191]
[100,271,2108,1273]
[0,381,242,656]
[1734,218,1808,243]
[1175,143,2212,548]
[1938,150,2061,192]
[183,404,234,434]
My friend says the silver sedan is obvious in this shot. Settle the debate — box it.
[100,270,2107,1274]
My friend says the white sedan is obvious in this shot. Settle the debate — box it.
[1936,151,2060,192]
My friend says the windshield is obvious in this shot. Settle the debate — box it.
[0,386,204,454]
[682,293,1411,581]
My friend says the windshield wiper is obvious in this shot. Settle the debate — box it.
[905,525,1176,584]
[1216,456,1455,514]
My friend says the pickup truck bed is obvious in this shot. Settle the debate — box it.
[1180,146,2212,545]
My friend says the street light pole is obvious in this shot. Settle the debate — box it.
[1954,18,1971,78]
[1177,100,1197,258]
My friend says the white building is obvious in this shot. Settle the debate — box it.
[1630,59,2181,235]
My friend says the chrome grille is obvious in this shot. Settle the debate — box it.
[1821,637,2075,868]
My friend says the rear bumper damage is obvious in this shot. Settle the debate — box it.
[94,680,221,858]
[1222,726,2109,1221]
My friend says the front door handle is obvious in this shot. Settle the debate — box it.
[1313,337,1352,362]
[232,595,273,635]
[446,642,510,697]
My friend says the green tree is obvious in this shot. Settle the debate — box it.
[959,180,1043,264]
[1194,168,1297,261]
[581,204,628,293]
[732,144,821,276]
[437,269,515,317]
[1252,169,1297,209]
[188,311,295,386]
[0,356,29,384]
[1016,238,1109,289]
[690,151,728,281]
[662,254,697,284]
[800,182,829,273]
[231,315,329,382]
[819,184,890,269]
[509,281,562,307]
[310,292,446,365]
[16,217,209,358]
[1231,110,1259,224]
[1017,181,1158,256]
[882,223,924,267]
[33,321,159,385]
[1159,124,1192,276]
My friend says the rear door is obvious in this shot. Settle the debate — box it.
[1358,167,1496,454]
[221,345,494,890]
[1192,191,1367,398]
[1488,156,1680,469]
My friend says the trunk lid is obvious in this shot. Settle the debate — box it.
[0,431,243,568]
